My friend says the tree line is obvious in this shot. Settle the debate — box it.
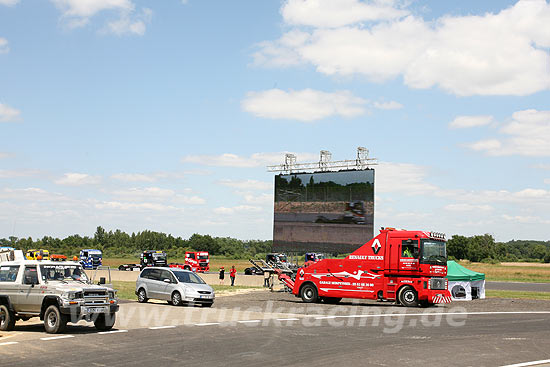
[0,226,272,259]
[1,227,549,263]
[447,234,550,263]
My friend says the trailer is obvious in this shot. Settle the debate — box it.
[277,228,452,307]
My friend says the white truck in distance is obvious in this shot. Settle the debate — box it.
[0,249,119,333]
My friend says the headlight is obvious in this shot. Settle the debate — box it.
[62,291,83,300]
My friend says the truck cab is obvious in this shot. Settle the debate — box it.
[172,251,210,272]
[285,228,451,307]
[80,249,103,269]
[26,249,50,261]
[140,250,167,269]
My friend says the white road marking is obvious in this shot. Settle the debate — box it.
[500,359,550,367]
[313,311,550,319]
[40,335,74,341]
[149,325,176,330]
[238,320,261,324]
[276,318,300,321]
[503,337,527,341]
[194,322,220,326]
[98,330,128,335]
[0,342,18,346]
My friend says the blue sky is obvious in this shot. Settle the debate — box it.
[1,0,550,242]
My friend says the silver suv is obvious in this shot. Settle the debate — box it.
[135,267,214,307]
[0,252,119,334]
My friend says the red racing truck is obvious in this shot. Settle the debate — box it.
[170,251,210,272]
[278,228,452,307]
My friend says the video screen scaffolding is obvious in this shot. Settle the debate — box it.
[269,148,376,254]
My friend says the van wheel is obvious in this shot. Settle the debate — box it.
[300,283,318,303]
[171,291,182,306]
[44,305,67,334]
[399,286,418,307]
[137,288,148,303]
[95,313,116,331]
[0,304,16,331]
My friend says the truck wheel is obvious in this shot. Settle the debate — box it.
[183,265,191,271]
[323,297,342,304]
[95,313,116,331]
[399,286,418,307]
[0,304,16,331]
[171,291,182,306]
[300,283,319,303]
[137,288,148,303]
[43,305,67,334]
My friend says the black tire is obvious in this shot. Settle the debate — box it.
[244,268,252,275]
[0,304,16,331]
[300,283,319,303]
[323,297,342,304]
[137,288,148,303]
[118,265,125,271]
[183,265,191,271]
[94,313,116,331]
[43,305,67,334]
[399,286,418,307]
[171,291,182,306]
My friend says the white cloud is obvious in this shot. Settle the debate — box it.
[376,161,438,195]
[0,169,41,178]
[373,100,403,110]
[51,0,151,35]
[0,0,19,6]
[112,187,175,199]
[111,173,156,182]
[103,7,152,36]
[449,115,494,129]
[0,103,21,122]
[255,0,550,96]
[218,179,272,191]
[502,214,550,225]
[282,0,409,28]
[242,88,367,122]
[242,193,273,205]
[0,38,9,53]
[213,205,262,215]
[182,151,318,168]
[54,173,101,186]
[95,201,180,212]
[0,153,11,159]
[444,203,493,212]
[467,109,550,156]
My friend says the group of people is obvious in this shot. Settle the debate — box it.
[218,265,237,286]
[218,265,273,288]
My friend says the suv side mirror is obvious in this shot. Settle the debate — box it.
[163,278,171,283]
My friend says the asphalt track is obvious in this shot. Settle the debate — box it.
[1,291,550,367]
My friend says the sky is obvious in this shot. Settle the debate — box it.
[1,0,550,242]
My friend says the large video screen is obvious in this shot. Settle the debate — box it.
[273,169,374,254]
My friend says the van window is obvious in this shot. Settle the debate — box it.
[140,268,153,279]
[161,270,176,283]
[0,266,19,282]
[148,269,162,281]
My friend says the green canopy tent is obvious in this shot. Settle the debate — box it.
[446,261,485,300]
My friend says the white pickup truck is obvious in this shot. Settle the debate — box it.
[0,250,119,333]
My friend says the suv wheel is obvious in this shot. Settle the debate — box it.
[137,288,148,303]
[94,313,116,331]
[300,283,318,303]
[43,305,67,334]
[0,304,16,331]
[171,291,182,306]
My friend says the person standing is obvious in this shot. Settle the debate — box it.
[264,270,270,288]
[219,267,225,285]
[230,265,236,286]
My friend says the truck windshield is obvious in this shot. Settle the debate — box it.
[173,271,206,284]
[91,254,101,259]
[153,253,166,260]
[420,240,447,264]
[40,265,89,282]
[198,255,209,260]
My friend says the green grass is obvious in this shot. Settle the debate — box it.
[458,261,550,283]
[112,281,261,300]
[486,290,550,300]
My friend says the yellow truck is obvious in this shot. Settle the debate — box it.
[25,249,50,260]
